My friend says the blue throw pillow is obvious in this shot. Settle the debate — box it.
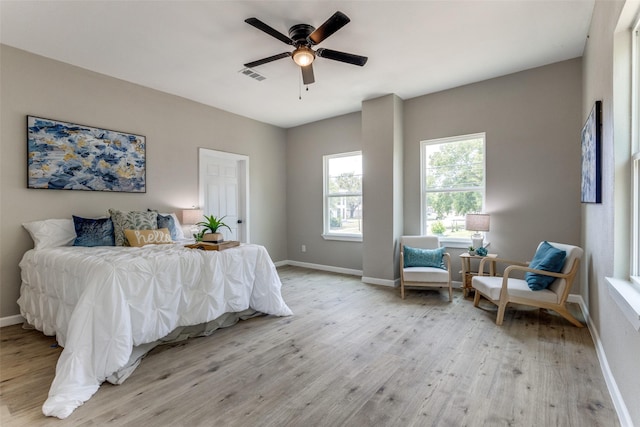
[157,214,178,241]
[72,216,115,247]
[525,241,566,290]
[403,245,446,269]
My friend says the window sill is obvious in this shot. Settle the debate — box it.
[322,234,363,242]
[606,277,640,331]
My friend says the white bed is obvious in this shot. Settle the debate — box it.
[18,243,292,419]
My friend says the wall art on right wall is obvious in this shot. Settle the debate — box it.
[581,100,602,203]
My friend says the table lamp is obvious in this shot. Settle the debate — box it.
[465,213,490,249]
[182,208,204,236]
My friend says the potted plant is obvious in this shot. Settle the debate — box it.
[196,214,231,243]
[468,246,476,256]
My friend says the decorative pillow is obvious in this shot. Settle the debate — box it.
[22,219,76,250]
[72,216,115,247]
[124,228,173,247]
[109,209,158,246]
[148,210,185,240]
[168,213,185,240]
[525,241,567,290]
[403,245,446,269]
[156,214,178,240]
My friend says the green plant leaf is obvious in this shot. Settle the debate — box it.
[196,214,231,233]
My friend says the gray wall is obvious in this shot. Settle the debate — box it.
[404,59,583,265]
[286,112,363,271]
[0,45,287,318]
[361,94,404,283]
[287,59,583,283]
[582,1,640,424]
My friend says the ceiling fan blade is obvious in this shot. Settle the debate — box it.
[301,64,315,85]
[244,52,291,68]
[316,48,368,66]
[308,11,350,45]
[245,17,293,45]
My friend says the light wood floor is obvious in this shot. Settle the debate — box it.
[1,266,618,426]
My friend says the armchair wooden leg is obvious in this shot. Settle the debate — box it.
[496,302,507,326]
[554,307,584,327]
[401,283,405,299]
[448,284,453,302]
[473,290,481,307]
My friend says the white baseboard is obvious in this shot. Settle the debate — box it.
[567,293,583,304]
[281,260,362,277]
[0,314,24,328]
[361,276,397,287]
[279,262,467,291]
[572,295,633,427]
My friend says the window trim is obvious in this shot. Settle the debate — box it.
[608,9,640,333]
[322,151,363,242]
[633,153,639,280]
[632,18,640,280]
[420,132,487,241]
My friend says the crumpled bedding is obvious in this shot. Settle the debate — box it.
[18,243,292,419]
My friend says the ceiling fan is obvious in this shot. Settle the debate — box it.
[243,11,368,85]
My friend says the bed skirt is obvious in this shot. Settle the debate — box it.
[105,308,262,384]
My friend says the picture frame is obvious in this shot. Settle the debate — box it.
[580,100,602,203]
[27,116,146,193]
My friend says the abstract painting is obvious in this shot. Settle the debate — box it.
[27,116,146,192]
[580,101,602,203]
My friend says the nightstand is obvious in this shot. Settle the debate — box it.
[460,253,497,297]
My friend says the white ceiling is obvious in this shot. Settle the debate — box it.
[0,1,594,129]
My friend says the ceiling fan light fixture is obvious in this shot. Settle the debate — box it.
[292,46,315,66]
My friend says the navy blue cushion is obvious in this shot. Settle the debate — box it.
[525,241,566,290]
[72,216,115,247]
[157,214,178,241]
[403,245,446,269]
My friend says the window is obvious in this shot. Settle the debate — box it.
[421,133,486,239]
[607,6,640,332]
[323,152,363,241]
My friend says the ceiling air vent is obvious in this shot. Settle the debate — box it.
[239,68,266,81]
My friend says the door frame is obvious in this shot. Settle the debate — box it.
[198,148,250,243]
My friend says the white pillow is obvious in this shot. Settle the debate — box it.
[23,219,76,250]
[181,224,194,240]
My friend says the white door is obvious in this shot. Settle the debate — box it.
[199,149,249,243]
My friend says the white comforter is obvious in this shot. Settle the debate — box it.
[18,243,292,419]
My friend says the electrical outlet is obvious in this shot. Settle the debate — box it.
[301,245,306,253]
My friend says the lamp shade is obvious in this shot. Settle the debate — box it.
[465,213,490,232]
[182,209,203,225]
